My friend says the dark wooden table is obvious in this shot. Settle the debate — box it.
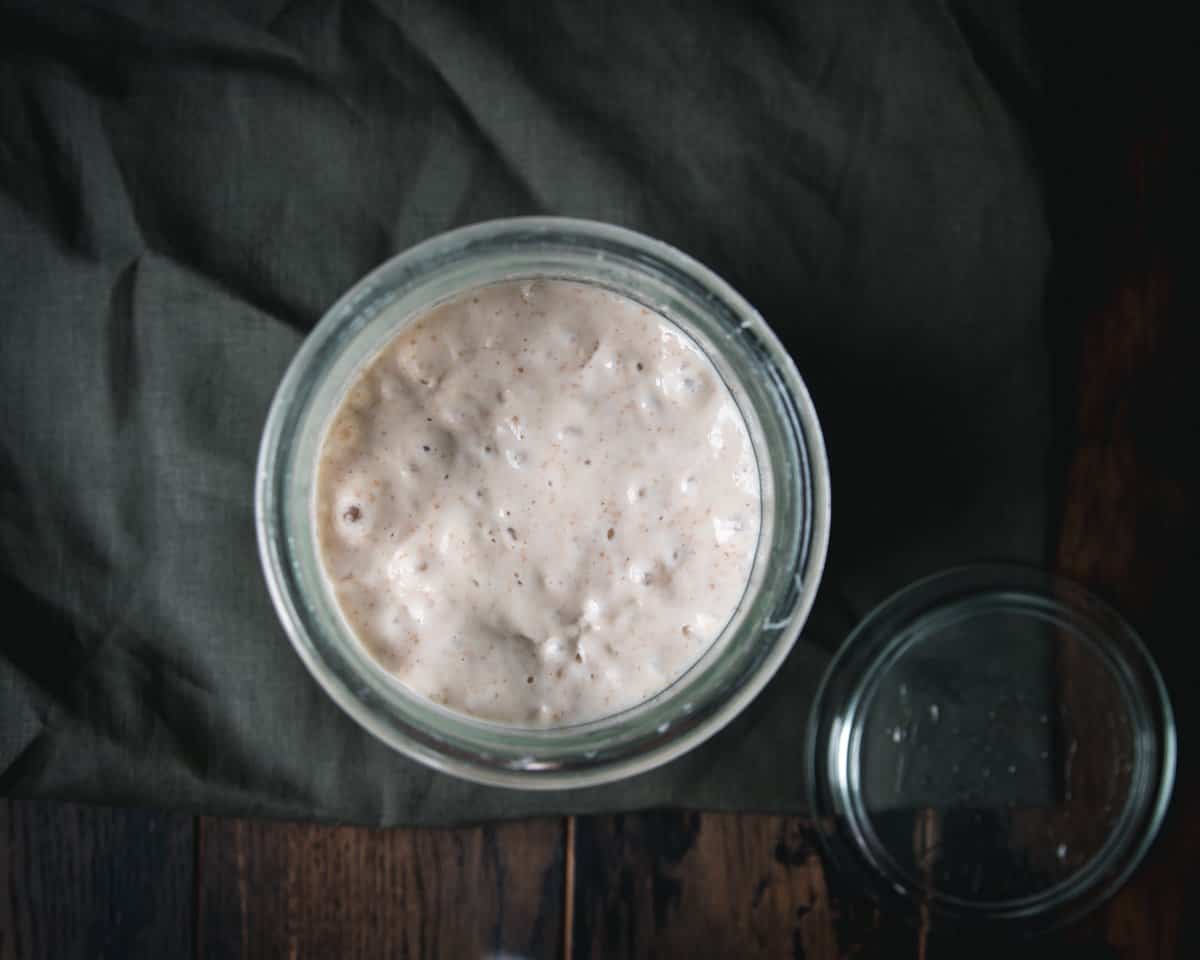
[2,29,1195,960]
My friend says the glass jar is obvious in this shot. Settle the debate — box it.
[256,217,830,788]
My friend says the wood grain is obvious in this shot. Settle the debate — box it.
[1044,96,1198,960]
[0,799,194,960]
[196,814,566,959]
[570,811,903,959]
[1046,20,1196,960]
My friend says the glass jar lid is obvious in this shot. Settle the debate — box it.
[806,565,1175,933]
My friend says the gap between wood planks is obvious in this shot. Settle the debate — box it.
[563,815,576,959]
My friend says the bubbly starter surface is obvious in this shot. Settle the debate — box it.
[316,280,761,725]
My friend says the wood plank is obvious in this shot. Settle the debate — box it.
[570,811,902,959]
[1047,24,1196,960]
[0,800,194,960]
[1043,130,1197,960]
[197,815,565,959]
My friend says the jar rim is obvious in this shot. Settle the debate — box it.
[256,217,831,788]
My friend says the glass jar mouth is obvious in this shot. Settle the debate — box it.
[257,217,831,788]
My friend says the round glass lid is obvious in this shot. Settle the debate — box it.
[807,565,1175,933]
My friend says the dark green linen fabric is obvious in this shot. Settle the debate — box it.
[0,0,1048,824]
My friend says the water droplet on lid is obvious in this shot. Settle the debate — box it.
[1056,843,1068,860]
[928,704,940,723]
